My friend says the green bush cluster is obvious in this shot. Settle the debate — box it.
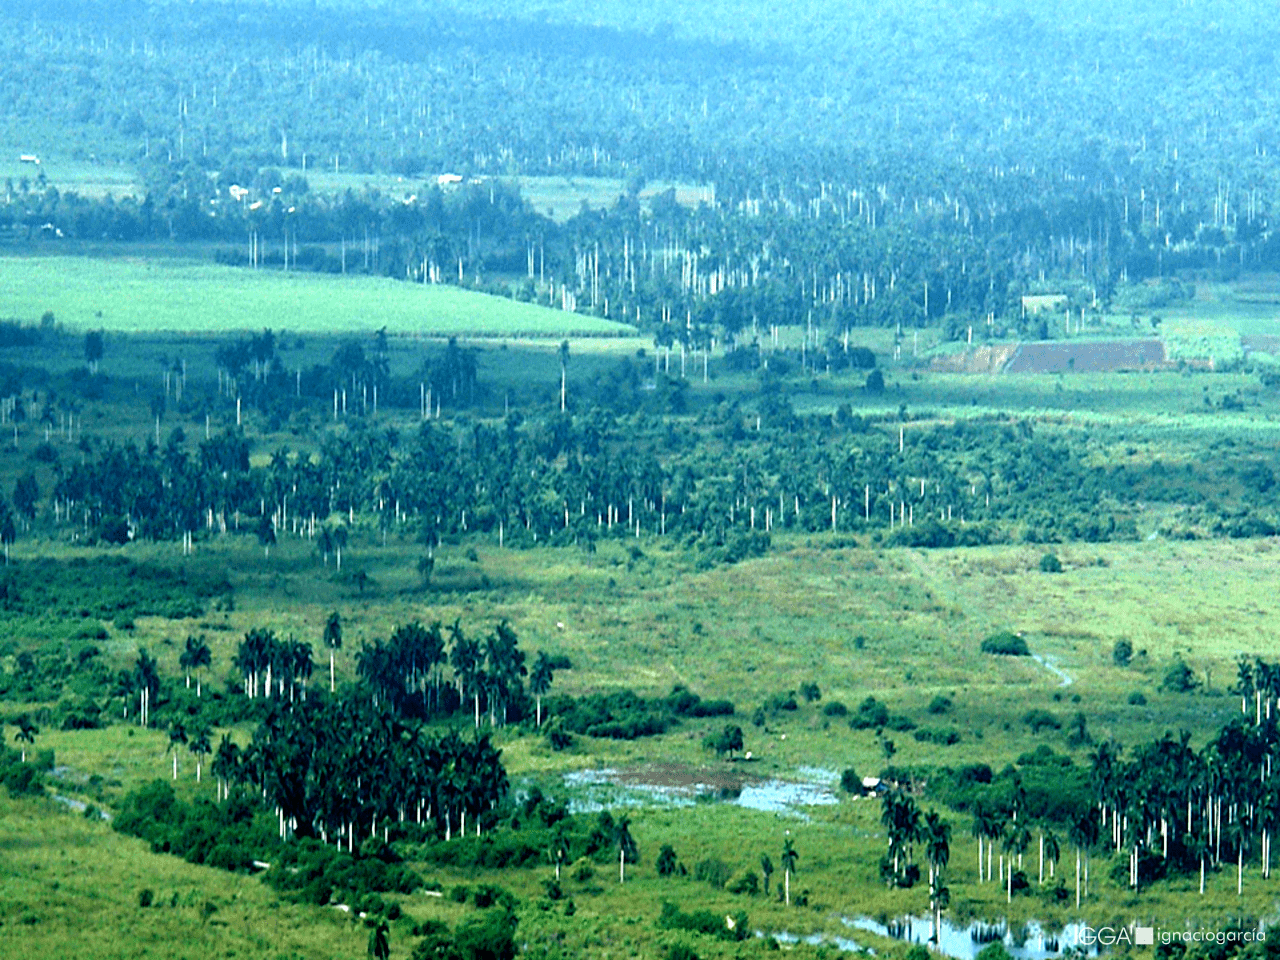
[980,632,1030,656]
[547,685,732,741]
[657,902,749,942]
[114,781,280,872]
[266,838,422,908]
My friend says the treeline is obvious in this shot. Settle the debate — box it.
[46,396,1280,556]
[7,1,1280,345]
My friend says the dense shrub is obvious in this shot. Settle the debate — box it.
[849,696,890,730]
[981,632,1030,656]
[693,858,733,889]
[546,685,732,741]
[1023,709,1061,734]
[657,902,749,942]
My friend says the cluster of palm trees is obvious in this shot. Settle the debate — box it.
[880,793,952,936]
[114,648,161,727]
[1088,711,1280,898]
[210,696,508,847]
[178,635,212,696]
[352,618,555,728]
[165,719,213,783]
[968,798,1088,906]
[232,628,315,702]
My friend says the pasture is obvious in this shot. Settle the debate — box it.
[299,170,715,222]
[0,256,635,337]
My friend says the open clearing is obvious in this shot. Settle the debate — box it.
[0,256,635,336]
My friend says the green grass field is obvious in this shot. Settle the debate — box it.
[0,256,636,337]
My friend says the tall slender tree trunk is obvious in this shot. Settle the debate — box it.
[785,868,791,906]
[330,651,335,693]
[977,836,983,883]
[1075,849,1081,908]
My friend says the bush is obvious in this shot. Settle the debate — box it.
[726,869,759,896]
[453,909,518,960]
[138,888,154,908]
[1023,709,1061,734]
[1039,553,1063,573]
[1162,657,1201,693]
[1128,691,1147,706]
[927,695,952,715]
[693,858,732,889]
[668,945,699,960]
[849,696,890,730]
[657,902,749,942]
[822,700,847,717]
[1112,639,1133,667]
[913,727,962,745]
[839,768,861,793]
[981,632,1030,656]
[656,844,679,877]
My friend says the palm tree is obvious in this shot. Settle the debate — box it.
[781,835,799,906]
[1068,811,1098,909]
[529,651,555,727]
[971,802,996,883]
[615,814,637,883]
[13,713,37,762]
[179,635,212,696]
[166,720,188,780]
[1042,829,1061,883]
[212,734,241,801]
[188,725,212,783]
[558,339,570,412]
[550,826,570,881]
[290,639,315,701]
[135,649,160,727]
[761,853,774,896]
[1002,826,1029,903]
[924,811,951,941]
[323,611,342,693]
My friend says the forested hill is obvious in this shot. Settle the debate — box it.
[6,0,1280,194]
[7,1,1280,347]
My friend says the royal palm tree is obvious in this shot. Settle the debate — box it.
[529,651,555,727]
[924,811,951,941]
[188,725,212,783]
[179,635,212,696]
[13,714,37,762]
[761,853,774,896]
[781,835,799,906]
[323,611,342,693]
[615,814,637,883]
[166,720,188,780]
[558,339,570,412]
[212,734,241,801]
[971,802,997,883]
[1068,811,1099,908]
[1042,829,1061,883]
[550,825,570,881]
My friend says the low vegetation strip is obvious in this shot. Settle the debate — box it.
[0,257,635,337]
